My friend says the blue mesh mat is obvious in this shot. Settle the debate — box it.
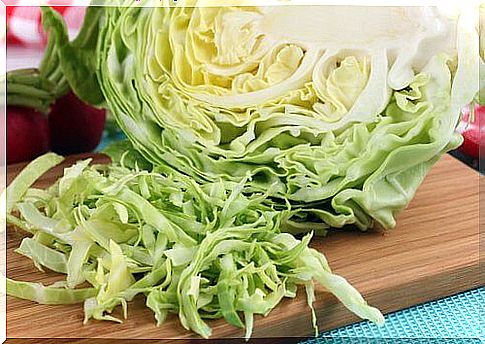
[301,287,484,343]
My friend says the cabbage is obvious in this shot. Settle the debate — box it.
[42,2,478,231]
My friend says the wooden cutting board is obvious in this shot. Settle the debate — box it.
[5,154,482,343]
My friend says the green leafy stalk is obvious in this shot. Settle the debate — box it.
[6,6,106,112]
[40,7,105,106]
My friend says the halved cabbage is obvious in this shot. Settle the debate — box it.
[66,2,477,232]
[38,2,479,230]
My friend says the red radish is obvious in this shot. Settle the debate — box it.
[48,91,106,155]
[457,104,484,159]
[7,106,50,164]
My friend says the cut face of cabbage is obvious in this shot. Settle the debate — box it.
[44,2,479,231]
[149,4,460,118]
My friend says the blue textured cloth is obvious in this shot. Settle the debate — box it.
[301,288,484,343]
[96,136,483,342]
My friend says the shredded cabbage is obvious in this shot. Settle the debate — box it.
[7,153,383,338]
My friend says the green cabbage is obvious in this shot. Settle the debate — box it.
[41,2,478,231]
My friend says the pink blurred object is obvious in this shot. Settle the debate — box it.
[7,3,86,47]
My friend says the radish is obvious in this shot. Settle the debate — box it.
[7,106,50,164]
[48,91,106,155]
[7,69,107,161]
[457,104,483,160]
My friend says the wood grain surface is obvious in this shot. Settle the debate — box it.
[5,154,482,343]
